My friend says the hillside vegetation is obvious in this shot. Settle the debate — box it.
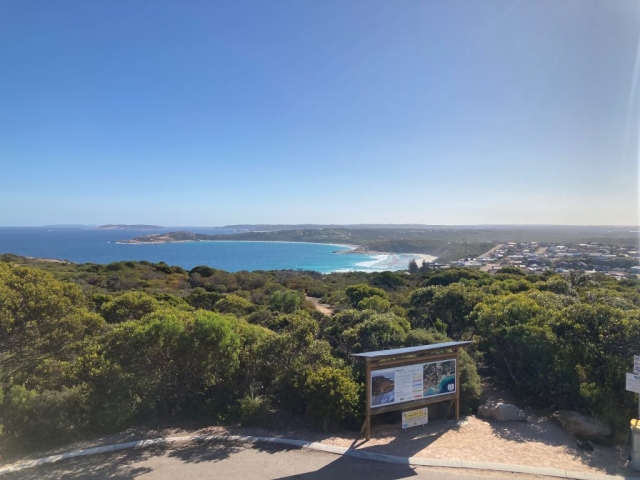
[0,254,638,453]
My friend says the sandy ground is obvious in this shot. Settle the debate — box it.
[305,296,335,315]
[407,253,439,264]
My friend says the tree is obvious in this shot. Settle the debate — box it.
[345,284,387,307]
[0,264,105,382]
[269,290,302,313]
[357,296,391,313]
[409,284,484,339]
[100,291,160,323]
[342,312,410,353]
[408,259,419,274]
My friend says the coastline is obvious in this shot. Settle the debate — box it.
[113,239,358,250]
[113,239,438,263]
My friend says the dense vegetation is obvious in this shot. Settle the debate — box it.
[0,253,638,452]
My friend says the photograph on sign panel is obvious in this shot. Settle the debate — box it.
[423,359,456,397]
[371,369,395,407]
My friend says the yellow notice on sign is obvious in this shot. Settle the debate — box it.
[402,408,428,429]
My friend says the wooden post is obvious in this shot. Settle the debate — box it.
[455,348,460,422]
[365,359,371,440]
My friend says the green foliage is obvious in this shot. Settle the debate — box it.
[409,283,484,340]
[422,268,488,287]
[304,367,359,429]
[1,385,89,449]
[536,277,574,296]
[214,294,254,316]
[553,304,640,430]
[2,253,638,449]
[269,289,302,313]
[473,294,559,400]
[184,288,223,310]
[357,296,391,313]
[370,271,407,289]
[345,284,387,307]
[0,264,105,383]
[154,293,192,310]
[100,291,160,323]
[103,309,241,417]
[237,384,272,427]
[343,312,410,353]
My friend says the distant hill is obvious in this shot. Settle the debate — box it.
[116,231,211,243]
[98,224,164,231]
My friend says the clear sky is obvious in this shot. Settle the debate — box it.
[1,0,639,226]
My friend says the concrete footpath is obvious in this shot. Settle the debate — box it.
[0,433,638,480]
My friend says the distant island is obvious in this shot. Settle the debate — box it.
[98,224,164,231]
[117,231,210,243]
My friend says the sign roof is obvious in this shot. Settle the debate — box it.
[351,341,473,359]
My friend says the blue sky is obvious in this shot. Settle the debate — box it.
[1,0,639,226]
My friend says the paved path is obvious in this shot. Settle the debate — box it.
[3,441,546,480]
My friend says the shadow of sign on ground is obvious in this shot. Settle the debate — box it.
[271,420,465,480]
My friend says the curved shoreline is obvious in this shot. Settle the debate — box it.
[113,239,359,250]
[112,239,438,263]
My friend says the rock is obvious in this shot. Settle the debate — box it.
[477,402,526,422]
[555,410,611,442]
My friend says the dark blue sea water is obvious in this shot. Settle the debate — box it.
[0,227,419,273]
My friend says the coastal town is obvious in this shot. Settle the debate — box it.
[448,241,640,279]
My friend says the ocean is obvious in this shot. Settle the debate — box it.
[0,227,423,273]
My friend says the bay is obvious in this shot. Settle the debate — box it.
[0,227,417,273]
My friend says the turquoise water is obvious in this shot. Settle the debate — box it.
[0,227,419,273]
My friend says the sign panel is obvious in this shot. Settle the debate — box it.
[627,373,640,394]
[402,408,428,429]
[371,359,456,408]
[634,355,640,375]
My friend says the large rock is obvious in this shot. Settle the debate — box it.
[477,402,526,422]
[555,410,611,441]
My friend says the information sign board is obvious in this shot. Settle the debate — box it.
[634,355,640,375]
[627,373,640,394]
[371,359,456,408]
[402,408,428,429]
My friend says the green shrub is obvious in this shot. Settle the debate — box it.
[238,389,272,426]
[1,385,89,449]
[357,296,391,313]
[214,294,254,316]
[100,291,160,323]
[304,367,359,429]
